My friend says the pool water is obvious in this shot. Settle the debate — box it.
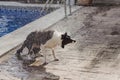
[0,6,54,37]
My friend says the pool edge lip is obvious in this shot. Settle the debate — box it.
[0,6,81,57]
[0,1,61,8]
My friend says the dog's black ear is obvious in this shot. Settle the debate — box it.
[61,34,64,39]
[65,32,67,36]
[61,32,68,39]
[61,44,64,48]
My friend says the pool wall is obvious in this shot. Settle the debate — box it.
[0,2,80,57]
[0,6,56,37]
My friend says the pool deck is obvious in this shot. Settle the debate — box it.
[0,5,120,80]
[0,2,81,57]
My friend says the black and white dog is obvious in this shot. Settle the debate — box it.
[16,30,76,64]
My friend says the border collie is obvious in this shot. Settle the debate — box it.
[16,30,76,65]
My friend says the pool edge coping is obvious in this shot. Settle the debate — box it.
[0,1,61,8]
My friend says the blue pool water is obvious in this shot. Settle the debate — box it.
[0,6,54,37]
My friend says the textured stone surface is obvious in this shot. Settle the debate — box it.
[0,5,120,80]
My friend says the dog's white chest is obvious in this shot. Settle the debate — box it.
[43,31,62,48]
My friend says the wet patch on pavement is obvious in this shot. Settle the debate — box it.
[0,52,60,80]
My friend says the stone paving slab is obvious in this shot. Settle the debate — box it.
[0,71,20,80]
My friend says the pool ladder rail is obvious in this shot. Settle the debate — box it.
[40,0,54,16]
[40,0,72,17]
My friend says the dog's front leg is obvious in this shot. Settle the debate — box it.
[42,48,48,65]
[51,48,59,61]
[27,50,35,60]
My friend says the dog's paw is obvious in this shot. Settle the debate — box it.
[40,54,43,57]
[54,59,59,61]
[42,62,48,66]
[35,54,43,58]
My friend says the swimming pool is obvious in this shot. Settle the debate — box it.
[0,6,55,37]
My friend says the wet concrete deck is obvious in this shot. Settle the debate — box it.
[0,5,120,80]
